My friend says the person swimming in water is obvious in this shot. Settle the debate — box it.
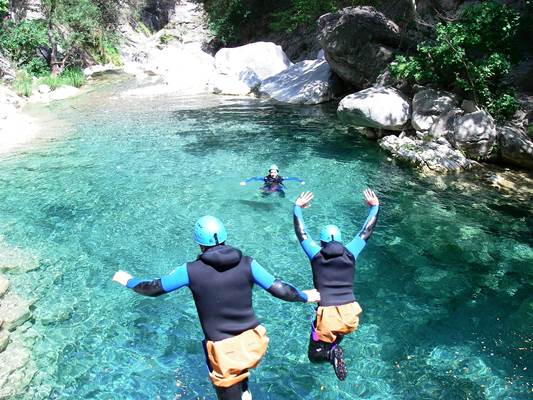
[292,189,379,381]
[113,216,319,400]
[240,164,304,198]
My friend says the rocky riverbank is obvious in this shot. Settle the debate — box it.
[0,238,40,399]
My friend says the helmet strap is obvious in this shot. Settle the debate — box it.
[214,233,219,245]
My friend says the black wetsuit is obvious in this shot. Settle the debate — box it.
[125,244,308,399]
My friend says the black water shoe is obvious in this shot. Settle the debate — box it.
[330,346,348,381]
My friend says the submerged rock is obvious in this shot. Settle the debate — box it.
[0,343,35,399]
[0,276,9,298]
[259,59,340,104]
[0,293,32,331]
[214,42,292,81]
[317,6,400,89]
[338,86,411,131]
[380,134,476,172]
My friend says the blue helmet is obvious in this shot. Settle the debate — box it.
[319,224,342,243]
[193,216,228,246]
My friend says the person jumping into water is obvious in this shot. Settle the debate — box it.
[292,189,379,381]
[113,216,319,400]
[240,164,304,198]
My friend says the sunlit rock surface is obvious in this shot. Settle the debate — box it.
[259,59,340,104]
[338,86,411,130]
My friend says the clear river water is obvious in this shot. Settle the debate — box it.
[0,76,531,399]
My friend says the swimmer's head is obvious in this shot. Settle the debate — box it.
[319,225,342,245]
[194,216,227,247]
[269,164,279,177]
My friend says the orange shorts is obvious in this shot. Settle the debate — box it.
[315,302,363,343]
[206,325,269,388]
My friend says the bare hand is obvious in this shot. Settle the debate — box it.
[295,191,314,208]
[300,181,305,185]
[364,189,379,206]
[113,270,133,286]
[240,181,246,186]
[303,289,320,303]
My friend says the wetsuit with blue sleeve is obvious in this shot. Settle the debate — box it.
[292,203,379,306]
[126,244,307,341]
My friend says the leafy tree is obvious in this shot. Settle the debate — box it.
[0,0,8,17]
[390,1,521,121]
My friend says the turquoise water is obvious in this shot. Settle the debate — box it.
[1,78,532,399]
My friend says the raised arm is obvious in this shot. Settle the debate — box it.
[112,264,189,297]
[251,260,319,303]
[293,192,321,260]
[240,176,265,185]
[346,189,380,259]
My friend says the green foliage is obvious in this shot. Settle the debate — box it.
[39,67,85,89]
[204,0,252,45]
[390,1,521,121]
[0,0,8,17]
[60,67,85,87]
[12,71,33,97]
[0,20,49,74]
[159,32,176,45]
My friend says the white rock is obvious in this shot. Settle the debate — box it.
[0,293,31,331]
[259,59,338,105]
[338,86,411,131]
[0,276,9,298]
[317,49,325,60]
[210,68,260,96]
[0,330,9,353]
[83,64,118,77]
[461,99,481,113]
[380,134,475,172]
[37,84,51,94]
[0,104,17,120]
[214,42,292,80]
[0,343,33,399]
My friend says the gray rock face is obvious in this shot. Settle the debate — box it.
[450,110,497,159]
[428,108,464,139]
[259,59,339,105]
[411,88,459,131]
[498,124,533,170]
[0,52,15,83]
[0,293,31,331]
[338,86,411,131]
[380,134,476,172]
[317,6,400,89]
[210,68,261,96]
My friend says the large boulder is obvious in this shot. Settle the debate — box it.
[317,6,400,89]
[209,68,261,96]
[259,59,340,105]
[428,108,464,139]
[337,86,411,131]
[498,124,533,170]
[411,88,459,131]
[450,110,497,159]
[380,134,476,172]
[214,42,292,81]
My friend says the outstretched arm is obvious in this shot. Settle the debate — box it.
[282,176,305,184]
[251,260,319,303]
[346,189,380,259]
[112,264,189,297]
[240,176,264,185]
[293,192,321,260]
